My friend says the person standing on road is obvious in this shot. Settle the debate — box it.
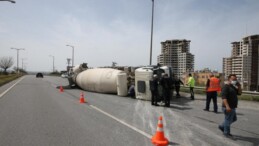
[150,74,159,106]
[128,82,135,98]
[186,73,195,100]
[218,74,241,138]
[204,74,221,113]
[174,76,184,98]
[169,75,175,101]
[160,73,172,107]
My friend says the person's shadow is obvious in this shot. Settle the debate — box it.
[232,135,259,146]
[168,141,180,145]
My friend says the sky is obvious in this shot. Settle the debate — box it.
[0,0,259,72]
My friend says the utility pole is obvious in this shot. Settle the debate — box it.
[67,58,71,72]
[11,48,25,74]
[49,55,55,72]
[149,0,155,65]
[67,58,71,66]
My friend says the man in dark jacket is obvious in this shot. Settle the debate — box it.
[128,83,135,98]
[218,74,241,138]
[160,73,173,107]
[174,77,184,97]
[150,74,159,106]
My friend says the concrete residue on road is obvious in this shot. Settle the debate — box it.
[166,108,240,146]
[132,100,193,145]
[131,99,242,146]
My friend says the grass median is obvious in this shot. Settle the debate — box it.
[0,74,23,87]
[180,86,259,102]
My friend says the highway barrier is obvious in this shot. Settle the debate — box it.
[181,86,259,101]
[181,86,259,95]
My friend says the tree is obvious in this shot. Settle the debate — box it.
[0,56,14,74]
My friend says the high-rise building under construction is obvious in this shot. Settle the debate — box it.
[157,39,194,78]
[223,35,259,91]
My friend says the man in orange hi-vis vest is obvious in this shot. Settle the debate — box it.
[203,74,221,113]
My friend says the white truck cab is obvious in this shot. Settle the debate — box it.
[135,66,172,100]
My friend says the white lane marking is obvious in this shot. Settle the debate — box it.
[0,77,25,98]
[89,105,153,139]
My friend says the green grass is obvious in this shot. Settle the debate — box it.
[238,94,259,102]
[180,87,259,102]
[0,74,22,87]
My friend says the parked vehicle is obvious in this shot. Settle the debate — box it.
[61,73,69,78]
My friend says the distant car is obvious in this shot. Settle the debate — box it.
[36,73,44,78]
[61,73,69,78]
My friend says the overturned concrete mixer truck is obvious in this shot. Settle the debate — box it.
[68,63,128,96]
[67,63,172,100]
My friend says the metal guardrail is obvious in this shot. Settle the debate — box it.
[181,86,259,96]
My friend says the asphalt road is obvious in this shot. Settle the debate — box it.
[0,75,259,146]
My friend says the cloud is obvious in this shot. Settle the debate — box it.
[0,0,259,72]
[152,0,259,71]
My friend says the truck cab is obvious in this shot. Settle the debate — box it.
[135,66,172,100]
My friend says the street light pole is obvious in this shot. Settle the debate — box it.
[49,55,55,72]
[67,58,71,67]
[66,45,74,67]
[149,0,154,66]
[0,0,16,3]
[21,58,26,71]
[11,48,25,74]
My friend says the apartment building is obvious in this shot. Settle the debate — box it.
[223,35,259,91]
[222,57,232,79]
[157,39,194,78]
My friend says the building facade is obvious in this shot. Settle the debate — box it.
[223,35,259,91]
[157,39,194,78]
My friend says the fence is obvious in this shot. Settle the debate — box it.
[181,86,259,96]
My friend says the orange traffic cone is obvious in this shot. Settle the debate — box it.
[59,86,64,93]
[79,92,86,103]
[151,116,169,146]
